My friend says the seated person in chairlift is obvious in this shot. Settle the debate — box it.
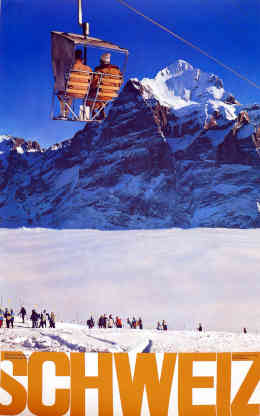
[57,49,92,119]
[89,52,123,120]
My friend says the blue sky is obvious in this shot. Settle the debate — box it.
[0,0,260,147]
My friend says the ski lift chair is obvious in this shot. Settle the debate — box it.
[51,31,128,122]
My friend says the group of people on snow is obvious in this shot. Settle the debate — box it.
[127,317,143,329]
[0,306,56,329]
[96,314,124,329]
[86,315,143,329]
[29,309,56,329]
[157,320,168,331]
[0,308,15,328]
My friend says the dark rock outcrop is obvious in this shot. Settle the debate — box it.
[0,60,260,229]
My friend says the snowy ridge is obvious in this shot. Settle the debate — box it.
[141,59,237,117]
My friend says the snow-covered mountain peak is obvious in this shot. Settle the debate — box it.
[155,59,194,81]
[141,59,233,110]
[0,135,42,155]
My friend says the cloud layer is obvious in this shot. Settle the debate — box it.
[1,228,259,332]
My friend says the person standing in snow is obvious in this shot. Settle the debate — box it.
[132,317,137,329]
[50,312,56,328]
[116,316,122,328]
[127,317,132,328]
[243,327,247,334]
[108,315,114,328]
[162,320,168,331]
[197,323,203,332]
[40,310,47,328]
[30,309,38,328]
[98,315,103,328]
[138,318,143,329]
[49,312,56,328]
[0,309,4,328]
[10,309,14,328]
[19,306,27,323]
[87,316,95,329]
[157,321,162,330]
[5,308,12,328]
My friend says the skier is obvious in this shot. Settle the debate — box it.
[19,306,27,323]
[157,321,162,330]
[243,327,247,334]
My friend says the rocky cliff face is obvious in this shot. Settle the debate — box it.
[1,60,260,229]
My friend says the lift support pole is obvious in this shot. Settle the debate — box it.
[78,0,89,64]
[78,0,89,37]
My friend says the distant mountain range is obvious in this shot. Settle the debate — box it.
[1,59,260,228]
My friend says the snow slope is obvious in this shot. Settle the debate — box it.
[2,322,260,416]
[1,321,260,354]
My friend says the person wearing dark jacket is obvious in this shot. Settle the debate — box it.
[5,308,12,328]
[162,320,168,331]
[10,309,14,328]
[30,309,38,328]
[197,323,203,332]
[132,317,137,329]
[138,318,143,329]
[127,317,132,328]
[19,306,26,323]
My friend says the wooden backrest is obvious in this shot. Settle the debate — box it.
[94,71,123,100]
[67,69,92,98]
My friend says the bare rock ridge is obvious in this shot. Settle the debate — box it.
[1,59,260,229]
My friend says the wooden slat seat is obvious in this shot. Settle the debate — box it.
[93,72,123,103]
[67,88,91,96]
[66,69,92,98]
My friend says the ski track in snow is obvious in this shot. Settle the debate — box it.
[2,322,260,354]
[0,322,152,355]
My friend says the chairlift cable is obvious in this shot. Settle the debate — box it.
[115,0,260,91]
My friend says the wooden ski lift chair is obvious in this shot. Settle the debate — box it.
[51,32,128,122]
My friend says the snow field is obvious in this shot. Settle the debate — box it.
[1,322,260,354]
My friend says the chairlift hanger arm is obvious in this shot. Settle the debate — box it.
[78,0,89,37]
